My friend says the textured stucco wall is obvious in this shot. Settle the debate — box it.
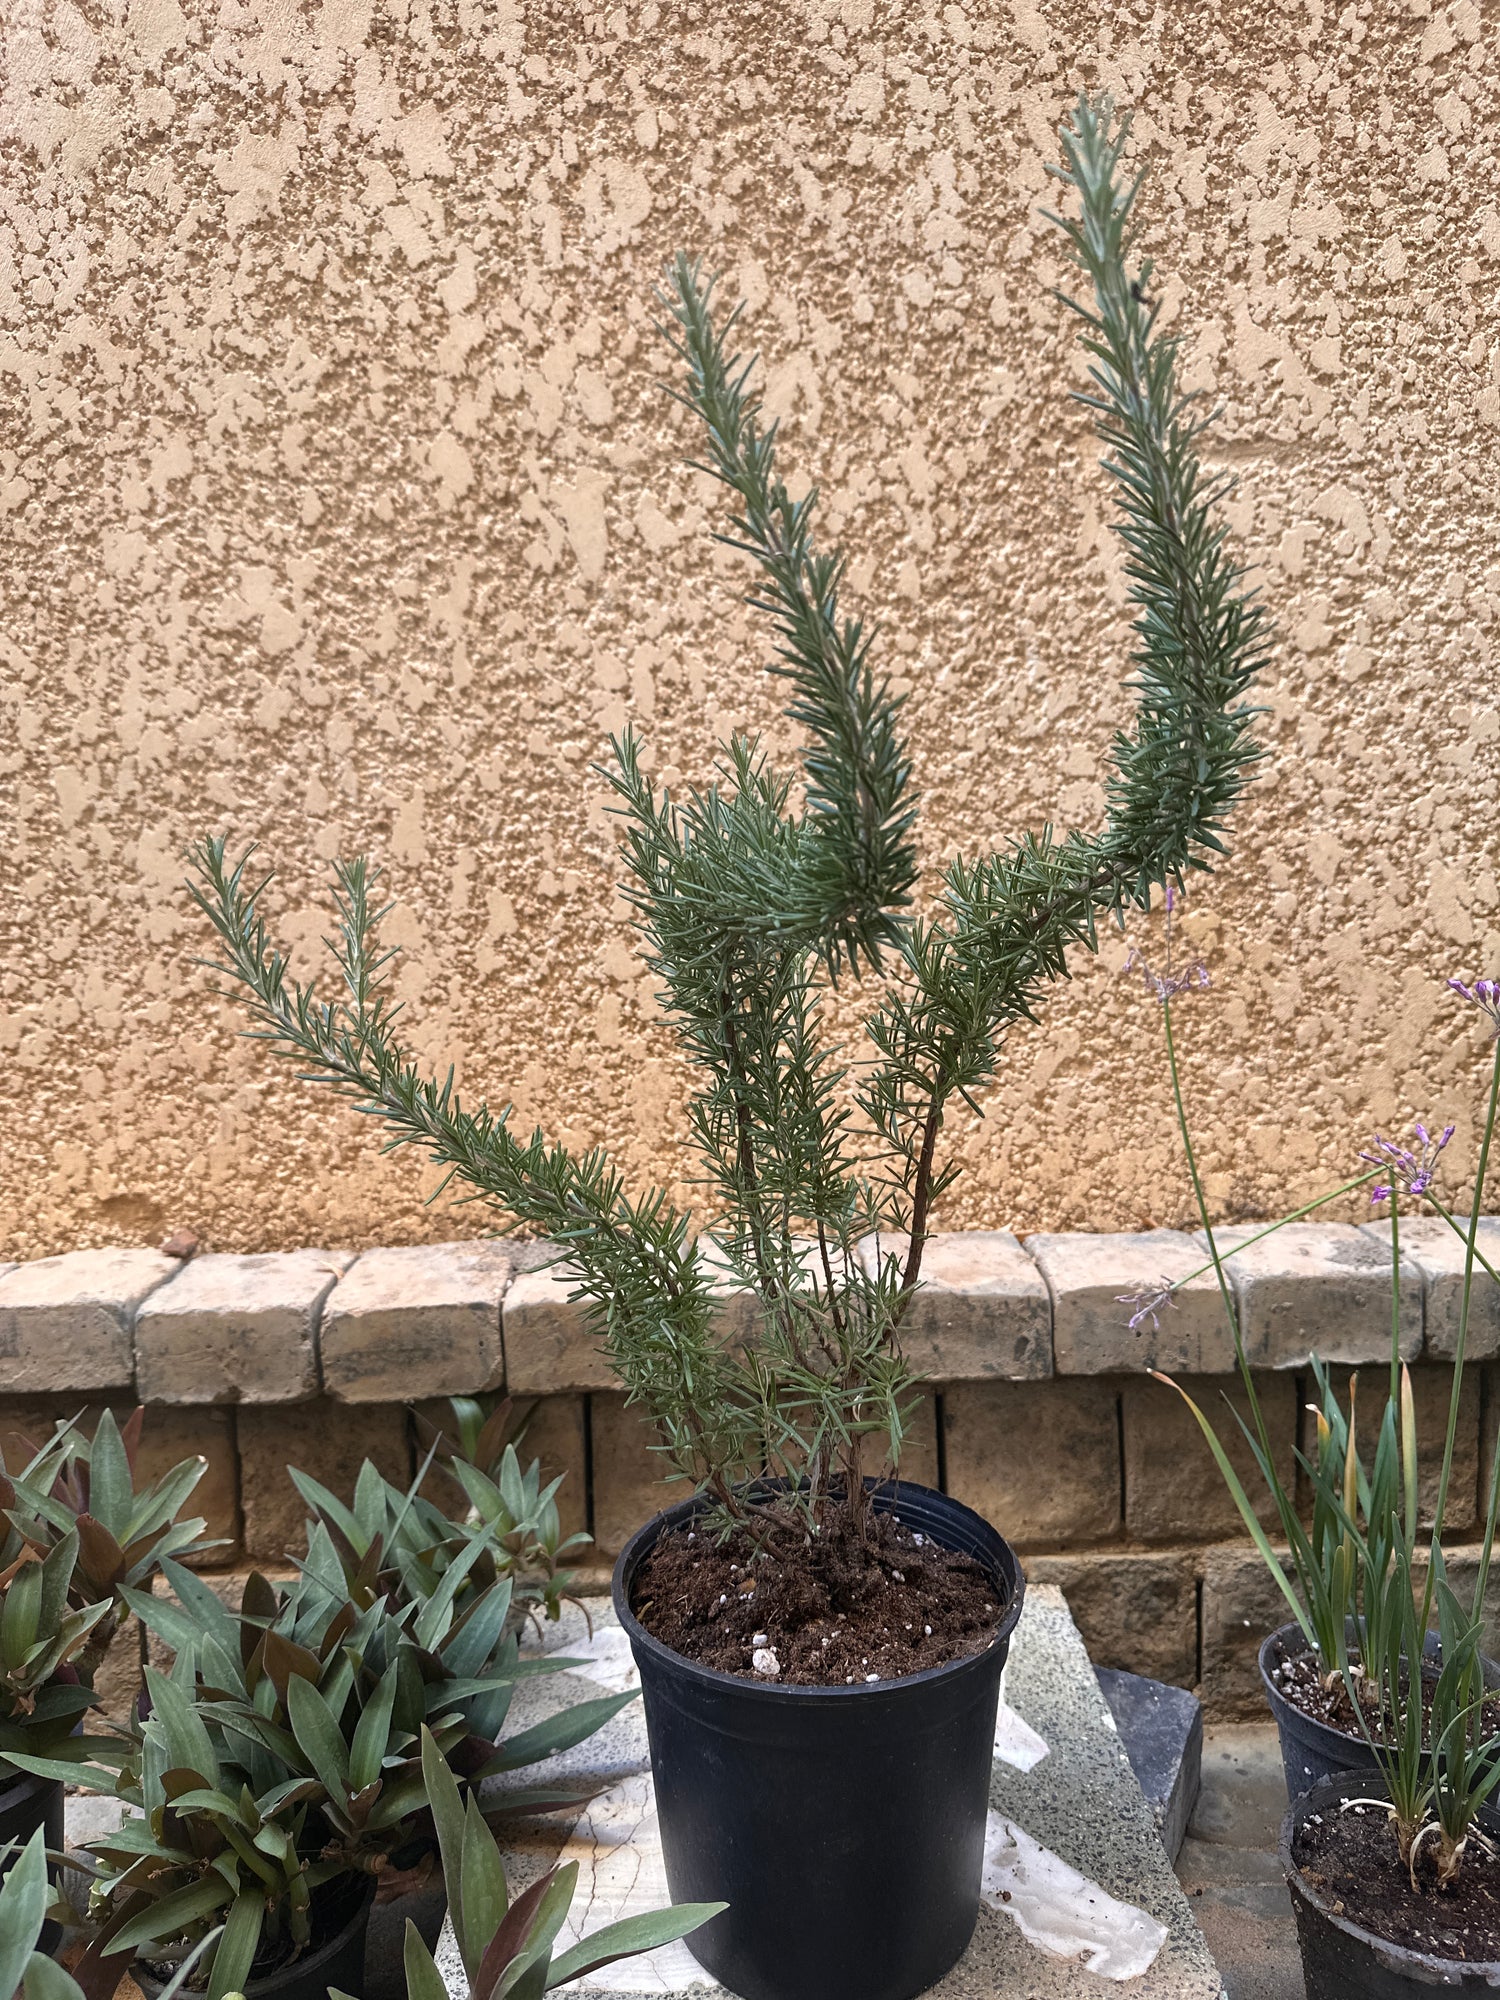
[3,0,1498,1260]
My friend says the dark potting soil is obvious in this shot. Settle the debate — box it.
[1272,1647,1500,1742]
[631,1505,1006,1685]
[1294,1799,1500,1961]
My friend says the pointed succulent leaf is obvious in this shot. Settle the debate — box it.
[286,1670,351,1798]
[74,1515,128,1590]
[0,1829,50,2000]
[349,1661,399,1793]
[420,1726,469,1967]
[475,1693,638,1777]
[86,1413,133,1543]
[402,1919,451,2000]
[459,1793,511,1976]
[24,1951,89,2000]
[206,1888,264,2000]
[103,1875,231,1956]
[545,1903,728,1990]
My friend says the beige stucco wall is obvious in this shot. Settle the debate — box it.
[3,0,1498,1260]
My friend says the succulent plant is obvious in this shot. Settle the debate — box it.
[0,1409,208,1783]
[293,1401,587,1639]
[36,1545,633,1994]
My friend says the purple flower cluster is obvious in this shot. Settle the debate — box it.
[1117,1278,1178,1332]
[1125,948,1211,1003]
[1449,977,1500,1038]
[1360,1121,1456,1204]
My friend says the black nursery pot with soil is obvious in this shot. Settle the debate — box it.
[1281,1769,1500,1999]
[613,1480,1025,2000]
[0,1764,64,1955]
[1260,1622,1500,1800]
[135,1873,376,2000]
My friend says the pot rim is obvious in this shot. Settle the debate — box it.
[0,1761,59,1811]
[1259,1620,1500,1745]
[610,1476,1025,1704]
[1280,1767,1500,1979]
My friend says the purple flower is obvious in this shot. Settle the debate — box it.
[1360,1121,1456,1203]
[1118,1279,1178,1333]
[1449,977,1500,1039]
[1125,947,1211,1003]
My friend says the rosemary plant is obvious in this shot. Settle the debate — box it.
[188,97,1262,1560]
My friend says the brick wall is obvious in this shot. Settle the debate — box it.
[3,1220,1498,1719]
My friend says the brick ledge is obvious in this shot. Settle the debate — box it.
[1,1218,1496,1403]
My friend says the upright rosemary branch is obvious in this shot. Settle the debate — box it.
[187,97,1264,1554]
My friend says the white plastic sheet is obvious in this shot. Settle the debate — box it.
[981,1813,1168,1979]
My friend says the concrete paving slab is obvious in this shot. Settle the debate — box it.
[1175,1725,1301,2000]
[446,1587,1223,1999]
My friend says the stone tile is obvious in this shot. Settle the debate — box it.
[411,1392,588,1546]
[238,1399,409,1564]
[589,1392,674,1558]
[0,1249,178,1392]
[1095,1666,1203,1863]
[322,1241,510,1401]
[132,1403,241,1558]
[136,1250,353,1404]
[943,1378,1121,1545]
[893,1385,940,1490]
[1201,1222,1422,1368]
[1408,1362,1481,1534]
[1122,1372,1296,1543]
[502,1263,618,1394]
[1198,1544,1296,1721]
[1176,1725,1304,2000]
[858,1230,1051,1379]
[1027,1231,1229,1375]
[1028,1549,1198,1686]
[1360,1214,1500,1359]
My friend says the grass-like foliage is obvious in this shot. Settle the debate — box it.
[188,98,1264,1557]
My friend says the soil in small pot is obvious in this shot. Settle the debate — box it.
[631,1499,1005,1684]
[1293,1798,1500,1961]
[1272,1647,1500,1742]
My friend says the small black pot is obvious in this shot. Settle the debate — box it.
[1281,1769,1500,1997]
[613,1480,1025,2000]
[136,1874,375,2000]
[364,1874,446,2000]
[0,1765,64,1956]
[1260,1623,1500,1800]
[1260,1623,1381,1798]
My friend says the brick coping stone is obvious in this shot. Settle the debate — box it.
[0,1223,1494,1401]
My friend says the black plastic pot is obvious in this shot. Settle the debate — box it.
[365,1874,446,2000]
[613,1480,1025,2000]
[1260,1623,1500,1800]
[0,1764,64,1955]
[136,1874,375,2000]
[1282,1769,1500,1997]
